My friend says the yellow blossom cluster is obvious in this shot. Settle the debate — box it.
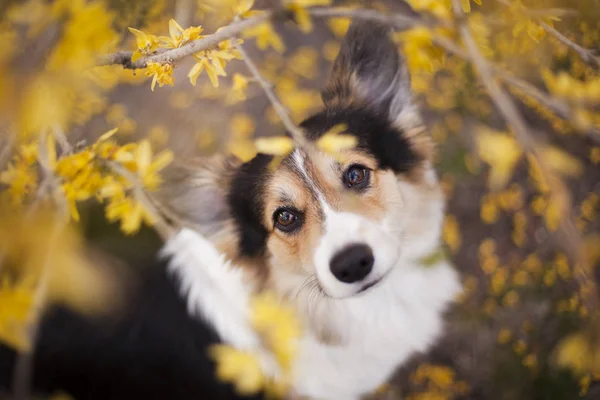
[1,129,173,234]
[407,364,469,400]
[209,291,302,397]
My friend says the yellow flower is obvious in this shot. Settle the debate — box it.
[406,0,451,20]
[128,27,159,62]
[189,40,241,87]
[327,17,351,38]
[227,73,250,103]
[105,194,157,235]
[0,275,35,351]
[443,215,461,253]
[477,128,523,190]
[47,0,118,71]
[243,22,285,52]
[251,292,301,370]
[209,345,265,395]
[460,0,481,13]
[254,136,295,156]
[234,0,256,16]
[555,332,600,376]
[316,124,357,155]
[284,0,331,33]
[145,62,174,91]
[133,140,174,190]
[160,19,204,49]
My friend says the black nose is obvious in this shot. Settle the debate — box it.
[330,244,374,283]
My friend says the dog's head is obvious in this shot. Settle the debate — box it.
[161,20,444,325]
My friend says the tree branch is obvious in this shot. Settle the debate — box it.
[541,21,600,69]
[99,12,273,69]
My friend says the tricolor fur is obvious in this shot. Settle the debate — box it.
[161,20,462,399]
[0,20,462,400]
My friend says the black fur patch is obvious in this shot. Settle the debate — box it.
[227,154,273,258]
[300,106,422,173]
[0,256,265,400]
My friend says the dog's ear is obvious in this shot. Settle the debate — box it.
[156,155,240,238]
[322,20,418,129]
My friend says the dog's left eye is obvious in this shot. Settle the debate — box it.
[273,208,302,233]
[343,165,370,190]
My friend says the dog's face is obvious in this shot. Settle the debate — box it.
[161,21,444,327]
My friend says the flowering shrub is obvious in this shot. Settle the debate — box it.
[0,0,599,398]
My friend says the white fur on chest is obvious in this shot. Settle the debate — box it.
[292,260,462,400]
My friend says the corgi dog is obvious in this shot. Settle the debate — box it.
[0,20,461,400]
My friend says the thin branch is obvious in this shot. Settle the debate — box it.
[107,161,178,241]
[429,27,600,144]
[234,40,309,148]
[540,21,600,69]
[99,12,273,69]
[0,130,15,172]
[451,0,598,315]
[308,6,432,30]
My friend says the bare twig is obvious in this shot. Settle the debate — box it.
[429,26,600,144]
[540,21,600,68]
[0,130,15,172]
[451,0,598,315]
[234,40,309,148]
[174,0,194,28]
[308,6,430,30]
[99,12,273,69]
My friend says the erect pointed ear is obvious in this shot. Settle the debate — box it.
[322,20,419,129]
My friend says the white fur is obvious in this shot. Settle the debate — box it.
[293,260,461,400]
[161,229,281,378]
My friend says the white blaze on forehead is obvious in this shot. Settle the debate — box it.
[292,149,334,216]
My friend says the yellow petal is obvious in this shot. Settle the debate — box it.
[131,51,142,62]
[46,133,57,169]
[540,146,583,178]
[98,128,119,142]
[188,61,204,86]
[205,64,220,87]
[136,140,152,175]
[150,150,174,172]
[317,134,357,154]
[169,19,184,40]
[255,136,295,156]
[128,27,148,48]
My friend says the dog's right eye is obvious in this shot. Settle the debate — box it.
[273,208,302,233]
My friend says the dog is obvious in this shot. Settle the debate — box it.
[0,20,461,400]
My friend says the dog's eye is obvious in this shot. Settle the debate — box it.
[343,165,370,190]
[273,208,302,233]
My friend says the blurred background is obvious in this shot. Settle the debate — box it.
[0,0,599,399]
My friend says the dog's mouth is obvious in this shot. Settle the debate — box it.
[358,278,382,293]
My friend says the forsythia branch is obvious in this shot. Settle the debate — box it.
[98,12,273,69]
[540,21,600,69]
